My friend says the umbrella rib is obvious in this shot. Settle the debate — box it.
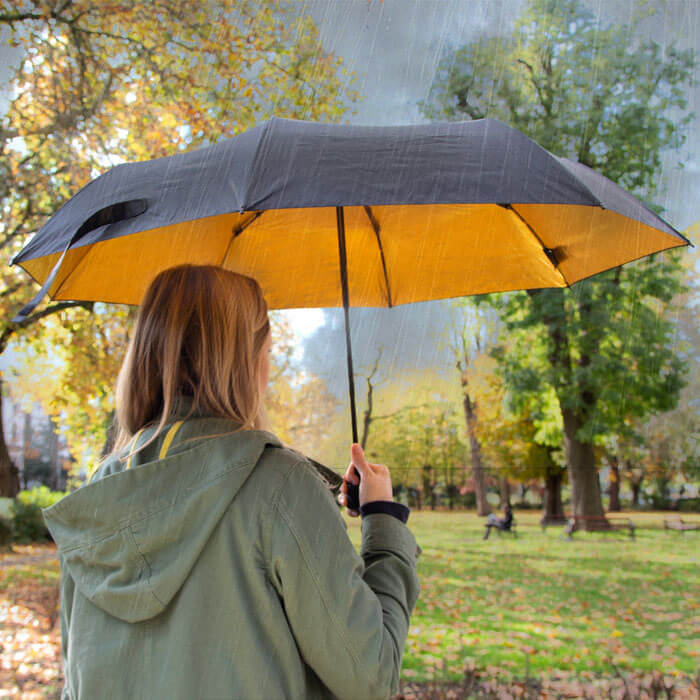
[501,204,571,287]
[363,205,393,308]
[220,211,264,266]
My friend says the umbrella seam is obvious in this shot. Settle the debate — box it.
[363,205,393,308]
[220,211,265,267]
[50,244,94,300]
[240,118,275,212]
[504,204,571,288]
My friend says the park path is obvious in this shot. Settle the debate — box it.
[0,548,57,568]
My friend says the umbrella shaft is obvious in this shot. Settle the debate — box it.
[336,207,359,445]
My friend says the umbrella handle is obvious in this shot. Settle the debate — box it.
[345,478,360,512]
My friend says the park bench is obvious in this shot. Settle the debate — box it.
[664,516,699,533]
[565,515,635,540]
[540,515,569,531]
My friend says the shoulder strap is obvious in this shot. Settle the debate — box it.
[88,420,185,482]
[125,427,147,470]
[125,420,184,470]
[158,420,184,459]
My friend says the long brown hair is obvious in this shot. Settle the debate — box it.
[113,265,270,454]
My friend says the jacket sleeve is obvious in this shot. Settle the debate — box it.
[263,459,420,700]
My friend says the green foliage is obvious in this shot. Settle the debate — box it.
[489,255,688,446]
[16,486,68,510]
[421,0,694,196]
[11,487,67,542]
[10,501,46,543]
[366,401,467,503]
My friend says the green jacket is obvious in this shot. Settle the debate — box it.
[44,416,420,700]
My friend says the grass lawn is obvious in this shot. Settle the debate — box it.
[345,510,699,683]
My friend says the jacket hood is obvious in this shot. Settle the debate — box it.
[44,424,282,623]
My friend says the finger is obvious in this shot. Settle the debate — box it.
[350,443,370,476]
[344,464,360,485]
[369,462,388,475]
[347,508,359,518]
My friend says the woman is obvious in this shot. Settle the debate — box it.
[44,265,420,700]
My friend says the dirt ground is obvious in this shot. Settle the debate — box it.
[1,544,62,699]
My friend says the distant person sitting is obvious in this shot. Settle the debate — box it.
[483,504,514,539]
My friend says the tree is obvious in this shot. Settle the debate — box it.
[9,304,134,473]
[422,0,694,522]
[477,340,568,522]
[367,399,465,510]
[636,224,700,497]
[0,0,356,494]
[449,301,502,515]
[352,368,466,509]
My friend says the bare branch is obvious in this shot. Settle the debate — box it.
[0,301,94,354]
[516,58,550,114]
[0,282,23,300]
[0,11,44,24]
[372,403,432,421]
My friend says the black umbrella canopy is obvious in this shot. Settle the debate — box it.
[13,117,688,314]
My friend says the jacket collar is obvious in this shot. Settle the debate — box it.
[169,394,241,425]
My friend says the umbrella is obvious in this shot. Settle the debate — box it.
[11,117,690,503]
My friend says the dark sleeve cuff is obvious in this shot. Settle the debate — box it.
[359,500,410,524]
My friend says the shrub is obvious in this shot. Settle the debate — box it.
[11,486,68,542]
[16,485,68,510]
[0,517,12,546]
[513,501,542,510]
[677,497,700,513]
[11,500,47,542]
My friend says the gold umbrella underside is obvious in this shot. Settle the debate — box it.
[19,203,684,309]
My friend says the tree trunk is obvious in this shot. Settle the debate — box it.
[608,455,621,512]
[0,380,20,497]
[414,487,423,511]
[519,483,529,502]
[532,289,605,524]
[47,417,60,491]
[498,476,511,509]
[461,391,491,516]
[542,466,566,524]
[561,408,606,524]
[421,464,435,511]
[446,464,455,510]
[626,461,644,506]
[631,481,641,506]
[22,412,31,490]
[360,378,373,450]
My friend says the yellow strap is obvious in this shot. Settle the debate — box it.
[125,427,146,471]
[159,420,184,460]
